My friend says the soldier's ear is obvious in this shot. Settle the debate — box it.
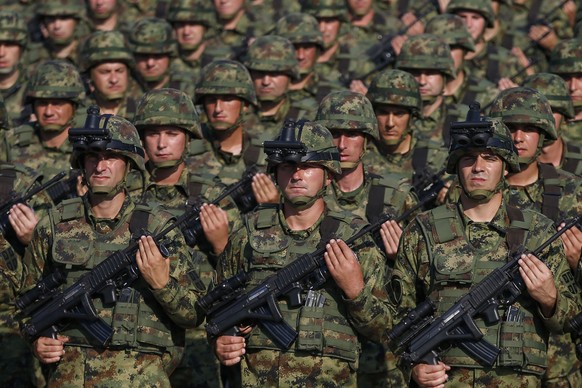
[242,101,249,113]
[39,20,49,39]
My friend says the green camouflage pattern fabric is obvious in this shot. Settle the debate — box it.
[346,8,402,48]
[316,90,379,140]
[254,96,315,140]
[549,38,582,75]
[274,12,324,49]
[463,42,523,85]
[217,206,393,387]
[251,0,302,27]
[425,14,476,52]
[523,73,575,120]
[167,0,216,26]
[301,0,349,21]
[561,118,582,145]
[26,59,85,105]
[243,35,300,80]
[128,17,177,56]
[134,88,201,138]
[366,69,422,116]
[446,0,495,28]
[79,30,135,73]
[396,34,456,79]
[0,10,27,47]
[20,196,202,386]
[443,73,499,115]
[391,201,581,385]
[489,87,558,144]
[35,0,85,17]
[0,65,28,128]
[195,59,258,106]
[202,11,263,62]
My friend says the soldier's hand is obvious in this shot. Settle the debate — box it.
[511,47,536,77]
[214,331,249,366]
[529,24,558,51]
[412,362,451,388]
[8,203,39,245]
[390,35,408,56]
[200,203,230,255]
[136,235,170,290]
[380,220,402,259]
[497,77,519,91]
[400,12,424,35]
[519,253,558,317]
[324,239,364,300]
[350,80,368,95]
[251,173,279,204]
[76,173,88,196]
[559,222,582,270]
[563,0,576,28]
[33,335,69,364]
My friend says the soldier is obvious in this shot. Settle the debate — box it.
[315,90,416,387]
[346,0,403,46]
[523,73,582,176]
[549,38,582,145]
[85,0,133,33]
[127,18,182,93]
[80,30,144,119]
[20,108,203,386]
[0,11,30,127]
[391,110,581,387]
[213,120,392,386]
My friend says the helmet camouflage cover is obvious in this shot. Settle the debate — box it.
[549,38,582,75]
[36,0,85,17]
[243,35,299,80]
[315,90,379,141]
[128,17,177,56]
[134,88,202,138]
[446,0,495,28]
[275,12,324,50]
[396,34,456,79]
[425,14,475,52]
[167,0,216,27]
[195,60,258,106]
[264,119,341,174]
[27,59,86,104]
[79,30,135,73]
[302,0,349,21]
[523,73,575,119]
[367,69,422,116]
[0,10,27,47]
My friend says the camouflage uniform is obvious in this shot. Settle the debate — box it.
[549,39,582,145]
[523,73,582,176]
[391,115,581,386]
[316,90,417,387]
[250,0,302,27]
[489,87,582,388]
[80,30,144,120]
[0,11,30,127]
[217,121,393,387]
[19,111,203,387]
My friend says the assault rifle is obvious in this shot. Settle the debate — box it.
[387,215,582,367]
[412,167,446,209]
[198,197,432,350]
[566,308,582,360]
[16,169,258,345]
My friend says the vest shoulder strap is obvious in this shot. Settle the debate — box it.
[430,204,459,244]
[538,163,563,222]
[53,197,85,223]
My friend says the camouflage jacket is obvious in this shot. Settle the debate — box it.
[0,65,29,128]
[464,42,523,85]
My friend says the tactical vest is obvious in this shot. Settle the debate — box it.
[562,142,582,177]
[243,206,361,365]
[365,173,411,222]
[47,198,183,353]
[537,163,564,223]
[419,204,548,375]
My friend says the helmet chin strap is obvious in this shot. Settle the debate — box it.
[284,170,328,210]
[382,127,410,147]
[86,163,129,199]
[93,85,126,102]
[40,110,76,133]
[209,117,243,137]
[459,162,505,203]
[339,138,366,170]
[147,158,183,179]
[517,133,544,167]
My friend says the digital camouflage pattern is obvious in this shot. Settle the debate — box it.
[79,30,135,73]
[523,73,575,120]
[549,38,582,76]
[366,69,422,116]
[274,12,324,50]
[35,0,85,17]
[243,35,300,80]
[166,0,216,27]
[128,17,177,56]
[0,10,27,47]
[425,14,475,53]
[195,60,258,107]
[26,59,85,105]
[301,0,349,22]
[396,34,456,80]
[134,88,201,138]
[446,0,495,28]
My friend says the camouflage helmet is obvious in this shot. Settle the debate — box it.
[275,13,324,50]
[0,96,7,130]
[243,35,300,80]
[549,38,582,75]
[446,0,495,28]
[489,87,557,145]
[70,106,145,172]
[366,69,422,116]
[195,60,258,106]
[396,34,456,79]
[425,14,475,52]
[315,90,378,141]
[167,0,216,27]
[301,0,349,21]
[134,88,202,138]
[27,60,85,104]
[0,10,27,47]
[447,103,519,174]
[523,73,575,119]
[128,17,177,56]
[36,0,85,17]
[264,119,341,175]
[79,30,135,73]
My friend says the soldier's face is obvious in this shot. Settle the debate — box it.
[203,95,244,129]
[0,42,22,75]
[563,74,582,108]
[375,105,411,144]
[347,0,373,17]
[214,0,245,20]
[509,124,541,160]
[34,99,75,129]
[294,43,319,74]
[332,130,366,165]
[458,150,504,193]
[41,16,77,43]
[88,0,117,19]
[276,163,329,200]
[450,47,465,72]
[409,69,445,99]
[143,126,188,163]
[318,17,341,47]
[135,54,170,80]
[173,22,206,50]
[83,151,127,189]
[457,11,486,41]
[251,70,290,101]
[90,62,128,100]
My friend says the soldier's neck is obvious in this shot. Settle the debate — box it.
[217,126,243,156]
[51,40,78,60]
[335,163,365,193]
[219,9,244,30]
[466,40,485,60]
[0,68,19,90]
[94,95,122,115]
[290,73,313,91]
[318,42,339,64]
[283,199,326,231]
[422,95,443,118]
[182,42,207,62]
[146,75,170,91]
[40,127,70,148]
[350,10,374,27]
[538,137,564,167]
[259,97,285,117]
[90,190,126,219]
[91,14,118,31]
[461,191,502,223]
[151,162,184,185]
[506,161,539,187]
[444,69,465,97]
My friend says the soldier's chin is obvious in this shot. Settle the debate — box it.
[572,100,582,109]
[0,66,16,75]
[90,10,114,20]
[41,123,67,132]
[142,74,165,82]
[102,91,125,101]
[210,120,235,130]
[257,94,281,102]
[50,36,74,46]
[179,42,202,52]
